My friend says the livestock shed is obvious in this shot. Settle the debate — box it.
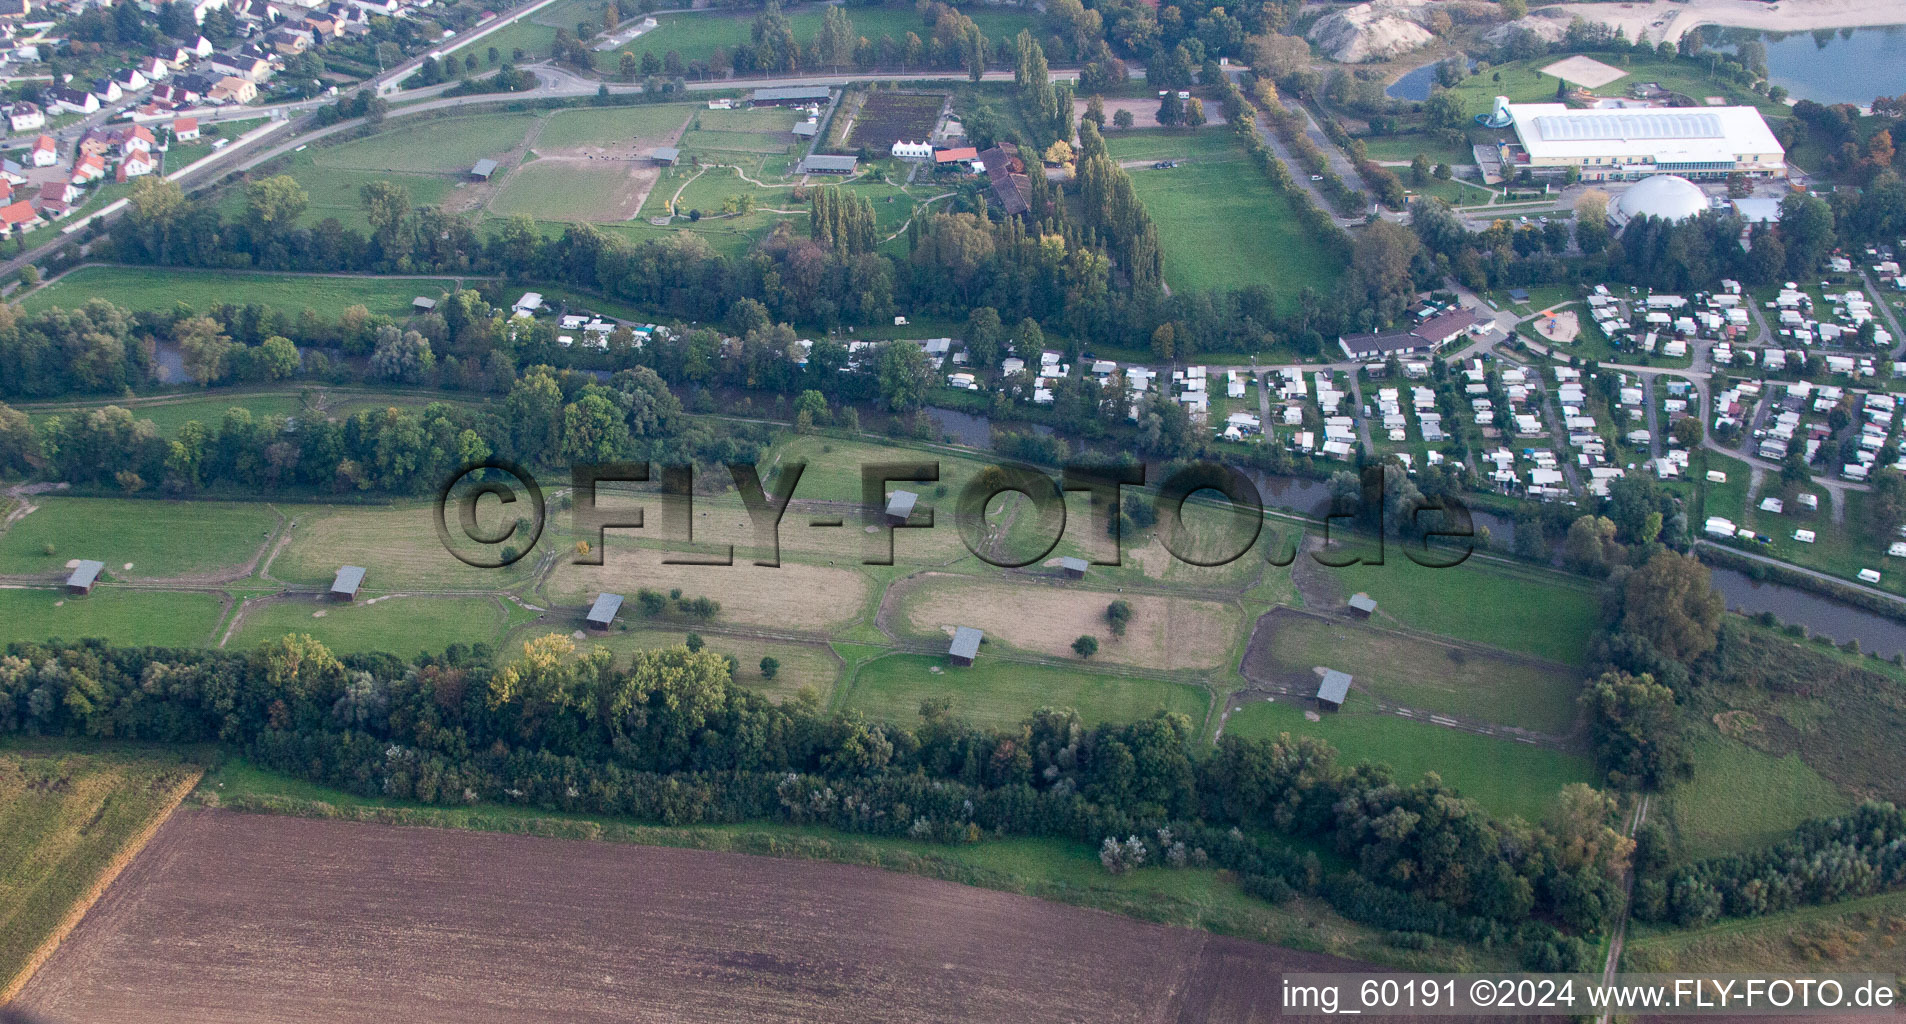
[647,146,680,166]
[331,565,366,601]
[1316,668,1352,710]
[949,626,983,666]
[797,154,858,175]
[412,296,437,311]
[1346,592,1377,617]
[751,86,830,106]
[1059,556,1088,579]
[885,490,918,524]
[65,560,104,595]
[586,592,624,630]
[469,158,498,181]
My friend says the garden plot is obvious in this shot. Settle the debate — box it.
[841,91,946,151]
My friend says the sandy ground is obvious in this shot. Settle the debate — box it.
[549,544,871,630]
[15,808,1401,1024]
[895,572,1239,670]
[1551,0,1906,45]
[1534,309,1580,344]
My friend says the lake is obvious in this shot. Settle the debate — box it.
[1703,24,1906,106]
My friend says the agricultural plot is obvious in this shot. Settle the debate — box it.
[0,497,276,580]
[1239,608,1582,736]
[0,589,226,648]
[545,543,871,632]
[842,91,946,150]
[1106,131,1347,304]
[841,652,1208,730]
[228,594,520,655]
[1221,698,1594,823]
[0,747,200,1001]
[19,266,462,318]
[13,807,1334,1022]
[891,572,1239,671]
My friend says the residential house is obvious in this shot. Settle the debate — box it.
[191,35,216,58]
[114,148,156,181]
[30,134,57,167]
[208,76,258,104]
[135,56,170,80]
[48,87,99,114]
[71,153,106,183]
[155,45,193,69]
[207,52,271,82]
[6,100,42,132]
[0,198,41,235]
[35,194,73,220]
[173,116,199,141]
[0,0,31,18]
[190,0,228,24]
[153,82,203,106]
[91,78,124,103]
[112,67,149,92]
[267,25,311,53]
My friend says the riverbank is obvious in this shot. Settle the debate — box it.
[1543,0,1905,47]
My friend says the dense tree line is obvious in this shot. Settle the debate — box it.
[0,633,1625,965]
[1636,802,1906,927]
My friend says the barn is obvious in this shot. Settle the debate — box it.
[1316,669,1352,710]
[885,490,918,525]
[331,565,366,601]
[586,592,624,630]
[948,626,983,666]
[1059,556,1088,579]
[66,560,104,595]
[1346,592,1376,618]
[469,158,498,181]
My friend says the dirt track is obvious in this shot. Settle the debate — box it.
[16,808,1392,1023]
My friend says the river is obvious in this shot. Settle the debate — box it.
[1702,24,1906,106]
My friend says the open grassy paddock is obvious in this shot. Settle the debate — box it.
[1301,553,1599,665]
[228,594,524,655]
[1241,609,1582,736]
[270,504,541,593]
[565,625,842,704]
[535,104,696,151]
[0,497,277,581]
[1221,697,1595,823]
[19,266,465,319]
[840,652,1209,731]
[0,588,226,648]
[1653,731,1853,862]
[0,745,201,1001]
[490,159,657,222]
[1104,130,1346,304]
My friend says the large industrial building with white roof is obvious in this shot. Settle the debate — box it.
[1495,100,1785,183]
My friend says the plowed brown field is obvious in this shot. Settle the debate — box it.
[15,809,1390,1023]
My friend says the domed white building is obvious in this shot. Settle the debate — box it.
[1608,175,1710,229]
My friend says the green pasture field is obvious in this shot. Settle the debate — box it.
[534,104,696,150]
[1303,554,1599,665]
[250,154,457,231]
[21,390,475,440]
[1251,611,1582,736]
[1441,54,1787,119]
[1102,128,1247,164]
[316,112,538,173]
[839,652,1209,731]
[0,588,225,648]
[1354,131,1474,169]
[760,433,1000,503]
[444,0,614,68]
[568,625,842,704]
[1690,449,1753,528]
[0,498,276,579]
[229,594,524,655]
[18,266,462,319]
[200,755,1488,971]
[269,504,542,592]
[1652,731,1853,861]
[0,746,200,997]
[488,160,646,220]
[1107,130,1346,305]
[1222,697,1596,823]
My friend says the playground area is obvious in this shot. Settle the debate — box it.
[1534,308,1580,344]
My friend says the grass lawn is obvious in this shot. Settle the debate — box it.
[489,160,646,220]
[1106,130,1345,305]
[244,153,457,231]
[840,652,1209,731]
[0,745,201,999]
[535,104,697,150]
[624,5,1036,70]
[315,112,537,174]
[230,594,520,655]
[0,497,275,579]
[1302,555,1599,665]
[0,588,225,648]
[1442,53,1788,120]
[270,504,541,592]
[1254,612,1582,735]
[19,266,463,319]
[200,754,1489,970]
[1222,697,1595,823]
[1355,131,1473,169]
[1652,731,1853,861]
[21,390,472,440]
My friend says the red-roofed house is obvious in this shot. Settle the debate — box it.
[934,146,979,166]
[120,124,156,154]
[37,195,73,220]
[115,149,157,181]
[72,153,106,183]
[0,199,42,236]
[31,134,58,167]
[173,117,200,141]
